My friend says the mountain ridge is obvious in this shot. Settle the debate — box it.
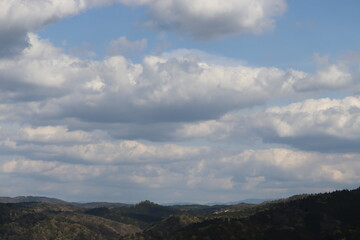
[1,187,359,239]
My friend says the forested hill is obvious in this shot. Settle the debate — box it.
[0,188,359,240]
[122,187,360,240]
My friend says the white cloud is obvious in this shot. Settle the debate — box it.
[247,96,360,152]
[0,128,210,164]
[2,36,360,146]
[0,0,88,56]
[181,95,360,152]
[1,158,57,174]
[0,35,303,126]
[1,35,360,151]
[167,95,360,154]
[295,64,353,91]
[19,126,102,144]
[0,34,75,103]
[220,148,360,188]
[122,0,287,39]
[0,158,109,182]
[293,54,360,92]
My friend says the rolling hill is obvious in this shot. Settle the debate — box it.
[0,187,359,240]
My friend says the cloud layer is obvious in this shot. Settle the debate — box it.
[1,141,359,202]
[0,35,359,201]
[1,34,295,125]
[0,0,359,203]
[2,35,358,129]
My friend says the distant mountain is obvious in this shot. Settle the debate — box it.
[0,196,67,204]
[207,198,274,205]
[0,196,271,208]
[236,198,275,204]
[0,196,131,209]
[161,202,198,206]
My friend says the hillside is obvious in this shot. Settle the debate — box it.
[0,202,141,240]
[0,188,359,240]
[84,200,184,229]
[121,187,360,240]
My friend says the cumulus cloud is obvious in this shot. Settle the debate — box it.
[246,96,360,152]
[122,0,287,39]
[2,35,360,144]
[294,54,354,91]
[220,148,360,192]
[0,0,88,56]
[0,34,303,127]
[171,95,360,154]
[0,34,76,103]
[1,34,360,149]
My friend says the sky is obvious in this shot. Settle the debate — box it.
[0,0,359,204]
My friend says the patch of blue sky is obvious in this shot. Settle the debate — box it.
[39,3,154,61]
[38,0,360,71]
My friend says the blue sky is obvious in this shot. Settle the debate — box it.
[0,0,359,203]
[40,0,360,71]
